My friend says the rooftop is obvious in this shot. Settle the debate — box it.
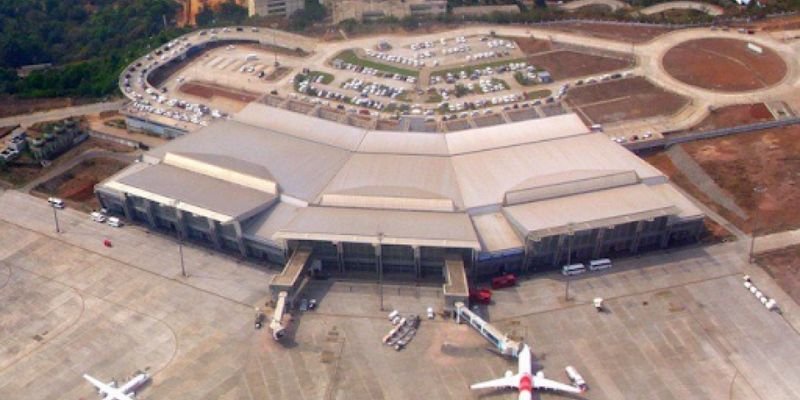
[101,104,702,253]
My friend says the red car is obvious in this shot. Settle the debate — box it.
[491,273,517,289]
[469,288,492,304]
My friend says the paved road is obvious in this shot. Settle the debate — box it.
[0,100,125,128]
[21,148,139,192]
[639,1,725,16]
[117,23,800,141]
[559,0,629,12]
[301,25,800,137]
[755,228,800,254]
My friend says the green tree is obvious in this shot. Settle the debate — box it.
[196,6,215,26]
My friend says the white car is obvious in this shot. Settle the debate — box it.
[48,197,65,209]
[107,217,123,227]
[90,211,106,223]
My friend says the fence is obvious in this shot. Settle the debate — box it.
[625,116,800,152]
[88,130,142,149]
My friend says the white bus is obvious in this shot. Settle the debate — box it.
[589,258,612,271]
[562,263,586,276]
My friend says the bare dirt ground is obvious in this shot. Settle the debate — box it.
[0,95,93,118]
[566,76,688,124]
[684,125,800,234]
[645,150,747,227]
[541,21,674,43]
[663,38,787,92]
[674,103,774,133]
[646,125,800,235]
[0,138,133,188]
[33,158,129,211]
[746,14,800,31]
[179,81,260,103]
[527,50,633,80]
[513,37,553,54]
[756,245,800,305]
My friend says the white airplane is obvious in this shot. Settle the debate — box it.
[83,372,149,400]
[470,344,583,400]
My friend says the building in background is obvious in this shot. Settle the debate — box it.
[330,0,446,24]
[248,0,306,17]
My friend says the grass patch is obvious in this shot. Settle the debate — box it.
[514,71,540,87]
[333,49,419,77]
[491,78,510,90]
[425,91,443,103]
[525,89,551,99]
[310,71,335,84]
[430,57,527,78]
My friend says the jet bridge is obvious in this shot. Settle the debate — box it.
[268,245,316,340]
[455,301,521,358]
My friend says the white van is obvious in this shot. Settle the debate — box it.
[90,212,106,223]
[107,217,123,228]
[48,197,65,209]
[562,263,586,276]
[589,258,612,271]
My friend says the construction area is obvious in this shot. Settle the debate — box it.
[566,76,689,124]
[526,48,634,81]
[540,21,675,43]
[645,123,800,236]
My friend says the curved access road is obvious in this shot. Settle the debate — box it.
[559,0,630,12]
[639,1,725,16]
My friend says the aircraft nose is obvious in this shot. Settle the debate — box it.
[519,390,533,400]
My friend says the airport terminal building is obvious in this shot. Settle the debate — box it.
[96,103,704,279]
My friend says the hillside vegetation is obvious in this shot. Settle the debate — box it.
[0,0,186,98]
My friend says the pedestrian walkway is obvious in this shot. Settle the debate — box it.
[754,228,800,254]
[667,144,749,219]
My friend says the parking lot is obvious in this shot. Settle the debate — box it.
[2,190,800,399]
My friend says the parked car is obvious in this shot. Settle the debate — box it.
[491,273,517,289]
[469,288,492,304]
[48,197,65,209]
[90,211,106,223]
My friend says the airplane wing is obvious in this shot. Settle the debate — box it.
[83,374,135,400]
[533,376,583,394]
[470,375,519,390]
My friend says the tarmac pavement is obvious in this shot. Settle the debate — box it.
[2,191,800,399]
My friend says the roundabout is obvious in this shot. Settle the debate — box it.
[662,38,787,92]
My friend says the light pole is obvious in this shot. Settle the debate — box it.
[749,186,767,264]
[271,24,279,66]
[564,223,575,302]
[51,205,61,233]
[178,228,187,277]
[378,231,384,311]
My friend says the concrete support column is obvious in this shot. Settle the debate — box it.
[144,199,157,229]
[522,238,536,272]
[694,220,704,242]
[175,209,189,240]
[592,228,607,258]
[630,220,646,253]
[335,241,344,273]
[232,221,248,257]
[660,225,673,248]
[374,243,383,276]
[96,192,110,212]
[121,195,134,221]
[206,219,222,250]
[413,246,421,279]
[471,250,478,281]
[552,234,567,267]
